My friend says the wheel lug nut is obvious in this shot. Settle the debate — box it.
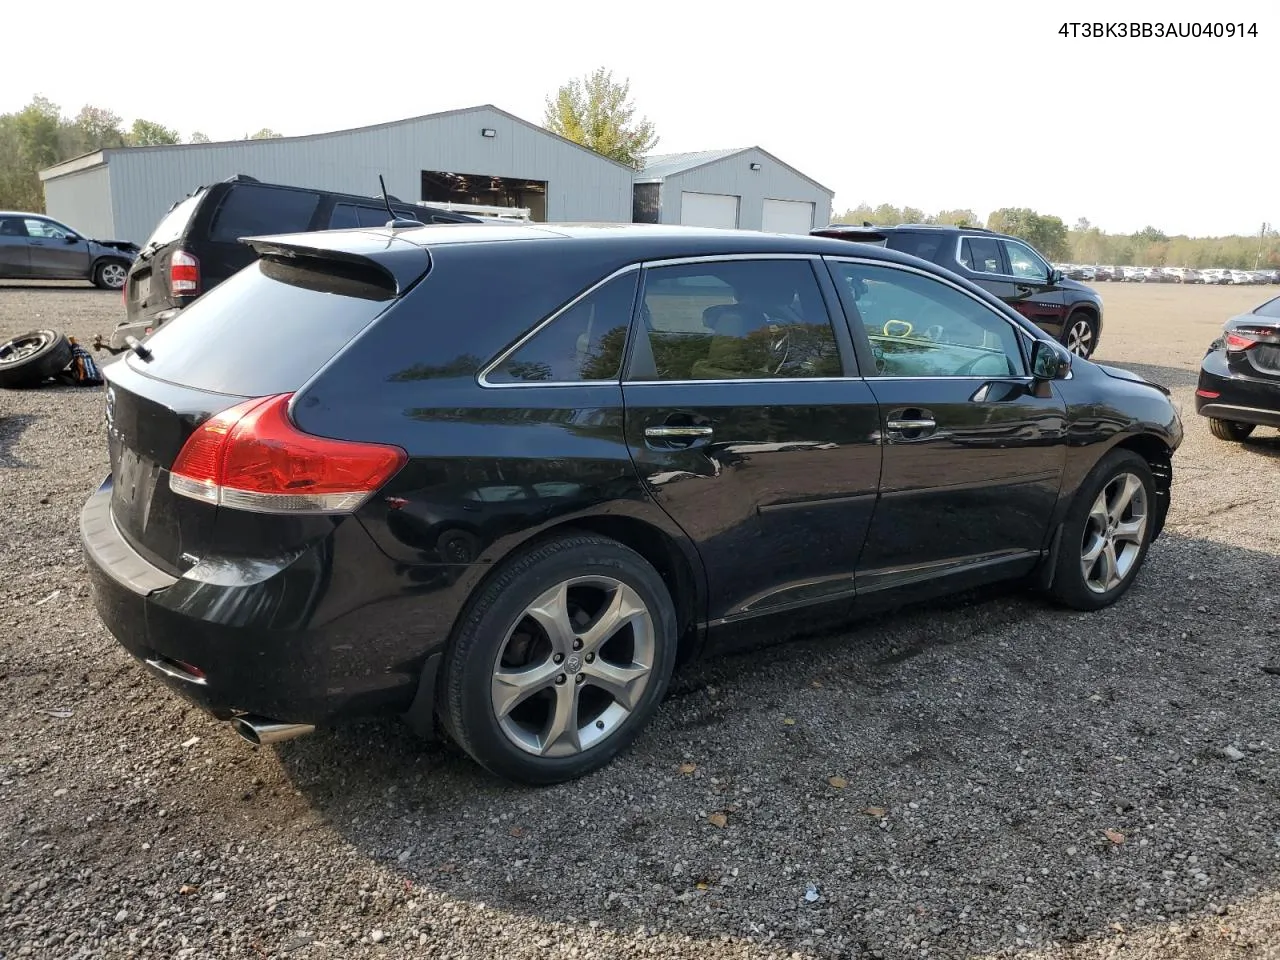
[555,674,566,685]
[585,653,595,663]
[553,653,563,664]
[572,639,583,651]
[575,674,584,684]
[596,720,605,729]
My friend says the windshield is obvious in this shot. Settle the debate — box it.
[144,191,204,248]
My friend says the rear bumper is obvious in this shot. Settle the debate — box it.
[80,479,450,726]
[1196,358,1280,427]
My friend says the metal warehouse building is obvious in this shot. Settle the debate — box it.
[39,105,638,245]
[632,148,833,234]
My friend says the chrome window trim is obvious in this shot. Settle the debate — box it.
[477,264,642,388]
[823,254,1035,377]
[954,234,1051,283]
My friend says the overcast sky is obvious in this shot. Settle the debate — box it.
[2,0,1273,237]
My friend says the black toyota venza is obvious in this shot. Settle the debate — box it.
[81,223,1182,785]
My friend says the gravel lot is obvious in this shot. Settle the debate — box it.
[2,280,1278,960]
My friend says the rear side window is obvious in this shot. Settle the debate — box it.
[209,184,321,243]
[959,236,1003,274]
[128,257,393,396]
[145,193,203,247]
[328,203,361,228]
[887,233,945,262]
[486,272,638,383]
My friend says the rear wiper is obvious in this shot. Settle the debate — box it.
[136,241,162,261]
[125,336,152,361]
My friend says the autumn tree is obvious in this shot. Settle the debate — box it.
[543,67,657,169]
[986,207,1069,260]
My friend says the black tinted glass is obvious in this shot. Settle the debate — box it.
[487,273,638,383]
[888,233,944,261]
[129,259,390,396]
[357,206,396,227]
[960,237,1002,274]
[209,184,321,243]
[328,203,360,228]
[631,260,841,381]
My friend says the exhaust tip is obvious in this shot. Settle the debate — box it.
[232,715,315,746]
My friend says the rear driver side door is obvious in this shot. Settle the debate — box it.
[620,255,882,628]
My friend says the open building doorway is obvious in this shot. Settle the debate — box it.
[420,171,548,221]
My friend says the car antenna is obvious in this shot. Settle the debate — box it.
[378,175,424,229]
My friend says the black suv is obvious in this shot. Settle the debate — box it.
[97,175,486,353]
[812,224,1106,359]
[81,223,1181,785]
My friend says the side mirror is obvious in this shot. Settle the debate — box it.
[1031,339,1072,380]
[64,234,79,244]
[1049,268,1064,284]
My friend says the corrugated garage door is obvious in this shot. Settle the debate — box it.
[761,199,815,235]
[680,192,740,228]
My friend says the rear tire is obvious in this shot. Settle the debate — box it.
[1046,449,1156,611]
[93,260,128,290]
[439,532,678,785]
[1208,418,1255,442]
[0,330,73,388]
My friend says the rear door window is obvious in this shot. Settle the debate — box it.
[126,257,394,396]
[209,184,322,243]
[959,236,1004,274]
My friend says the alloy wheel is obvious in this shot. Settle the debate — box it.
[101,263,127,289]
[491,576,656,758]
[1080,472,1148,594]
[0,332,51,365]
[1065,318,1094,357]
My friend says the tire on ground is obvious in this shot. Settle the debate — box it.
[0,330,74,388]
[439,531,678,785]
[1045,448,1157,612]
[1208,418,1254,442]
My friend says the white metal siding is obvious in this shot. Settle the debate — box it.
[679,192,740,228]
[761,198,815,234]
[43,165,114,239]
[95,107,632,244]
[659,148,831,232]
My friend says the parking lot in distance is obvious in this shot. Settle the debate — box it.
[0,280,1277,959]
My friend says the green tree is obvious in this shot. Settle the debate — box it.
[189,131,211,144]
[986,207,1069,260]
[247,128,283,139]
[127,119,180,146]
[544,67,657,169]
[0,96,62,210]
[69,105,125,152]
[1133,225,1167,245]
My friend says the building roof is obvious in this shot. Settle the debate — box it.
[637,149,748,182]
[40,104,637,181]
[636,146,834,195]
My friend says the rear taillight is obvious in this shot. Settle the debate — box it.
[168,393,407,514]
[170,250,200,295]
[1224,332,1258,351]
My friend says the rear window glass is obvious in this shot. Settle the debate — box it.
[1253,296,1280,319]
[888,233,945,261]
[129,258,393,396]
[209,184,321,243]
[145,193,203,247]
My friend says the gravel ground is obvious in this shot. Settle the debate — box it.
[1,280,1278,960]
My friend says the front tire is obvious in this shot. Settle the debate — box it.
[0,329,73,388]
[93,260,128,290]
[1062,311,1098,359]
[1046,450,1156,611]
[440,532,678,785]
[1209,418,1255,442]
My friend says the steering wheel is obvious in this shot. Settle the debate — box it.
[882,318,914,338]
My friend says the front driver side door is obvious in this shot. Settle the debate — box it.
[995,238,1070,340]
[826,257,1067,600]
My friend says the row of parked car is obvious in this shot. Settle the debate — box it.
[1058,264,1280,285]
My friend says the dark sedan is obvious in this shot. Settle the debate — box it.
[80,223,1182,785]
[0,212,137,289]
[1196,293,1280,441]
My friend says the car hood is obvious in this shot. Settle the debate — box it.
[88,238,140,256]
[1091,361,1172,396]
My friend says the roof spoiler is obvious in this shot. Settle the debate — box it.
[811,225,889,244]
[244,233,430,297]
